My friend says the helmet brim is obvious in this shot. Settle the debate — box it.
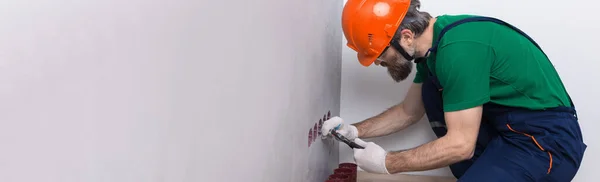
[357,53,378,67]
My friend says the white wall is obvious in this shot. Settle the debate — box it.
[0,0,342,182]
[340,0,600,180]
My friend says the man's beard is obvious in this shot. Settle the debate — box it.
[385,57,414,82]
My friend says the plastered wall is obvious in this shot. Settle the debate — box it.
[0,0,342,181]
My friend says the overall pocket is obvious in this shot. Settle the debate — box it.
[503,110,564,176]
[505,123,557,174]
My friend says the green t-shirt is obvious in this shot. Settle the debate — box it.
[413,14,572,112]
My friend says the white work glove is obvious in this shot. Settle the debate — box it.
[320,116,358,140]
[353,138,390,174]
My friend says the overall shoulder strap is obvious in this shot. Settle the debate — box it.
[429,16,546,56]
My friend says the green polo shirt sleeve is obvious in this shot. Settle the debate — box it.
[436,41,493,112]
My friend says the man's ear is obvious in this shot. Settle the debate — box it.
[399,29,414,47]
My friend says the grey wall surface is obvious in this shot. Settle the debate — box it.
[340,0,599,180]
[0,0,342,182]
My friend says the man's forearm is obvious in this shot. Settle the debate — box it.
[384,136,473,174]
[352,103,422,138]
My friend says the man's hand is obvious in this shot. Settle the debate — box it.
[321,116,358,140]
[352,138,390,174]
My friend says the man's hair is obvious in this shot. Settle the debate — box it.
[393,0,432,39]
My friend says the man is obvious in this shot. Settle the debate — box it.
[322,0,587,181]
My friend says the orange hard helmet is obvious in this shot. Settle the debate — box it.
[342,0,411,67]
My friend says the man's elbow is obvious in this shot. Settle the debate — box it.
[460,145,475,160]
[400,103,425,124]
[449,139,475,161]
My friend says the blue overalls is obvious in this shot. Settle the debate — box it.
[420,16,587,181]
